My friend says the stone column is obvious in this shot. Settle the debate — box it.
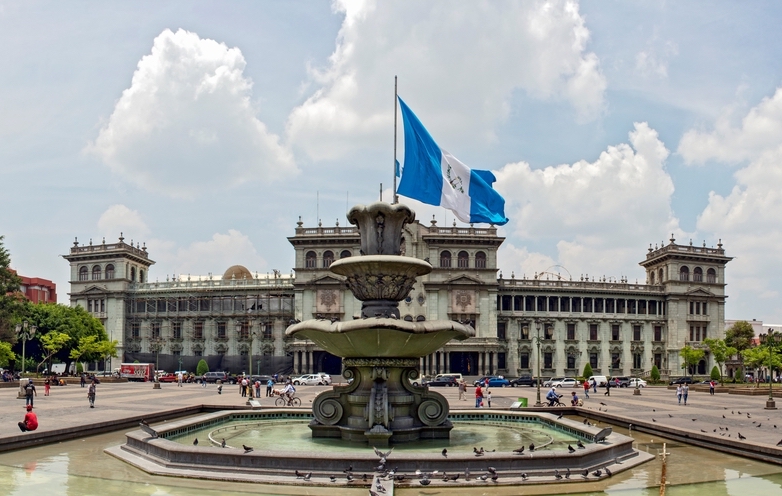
[293,351,300,374]
[308,351,314,374]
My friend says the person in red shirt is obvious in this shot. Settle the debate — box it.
[475,385,484,408]
[18,405,38,432]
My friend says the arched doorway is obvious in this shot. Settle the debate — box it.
[314,351,342,376]
[449,351,478,375]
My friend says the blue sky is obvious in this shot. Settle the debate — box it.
[2,1,782,322]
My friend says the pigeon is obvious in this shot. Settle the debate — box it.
[442,472,449,482]
[343,465,353,473]
[303,472,312,481]
[419,478,431,486]
[521,473,528,480]
[777,439,782,446]
[487,467,497,475]
[652,418,657,422]
[653,409,656,412]
[692,419,697,422]
[593,469,603,477]
[581,469,589,479]
[723,415,726,419]
[529,443,535,452]
[192,438,198,446]
[555,469,562,480]
[346,474,354,482]
[738,433,747,440]
[732,411,735,414]
[474,447,485,456]
[491,473,499,482]
[242,444,253,453]
[668,414,673,418]
[373,446,394,462]
[700,429,707,433]
[478,474,488,481]
[557,413,563,420]
[442,448,448,457]
[513,446,525,454]
[565,468,571,479]
[577,440,585,449]
[140,419,150,427]
[449,473,460,481]
[295,470,305,478]
[738,411,741,415]
[220,438,226,448]
[600,402,607,406]
[363,474,368,482]
[329,476,336,483]
[748,413,752,418]
[614,457,623,464]
[568,444,576,453]
[605,467,613,477]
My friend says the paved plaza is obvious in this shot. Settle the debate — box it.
[1,380,781,453]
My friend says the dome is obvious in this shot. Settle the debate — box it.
[223,265,253,280]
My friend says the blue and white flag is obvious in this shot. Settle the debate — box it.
[396,97,508,225]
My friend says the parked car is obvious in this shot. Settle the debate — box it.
[157,373,178,383]
[250,375,275,385]
[669,377,694,385]
[615,376,631,388]
[473,376,511,388]
[202,371,231,384]
[424,376,458,387]
[434,373,464,383]
[551,377,581,388]
[628,378,647,388]
[292,373,332,386]
[587,375,609,387]
[509,375,538,387]
[543,377,564,388]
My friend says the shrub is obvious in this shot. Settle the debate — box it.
[710,366,720,381]
[650,365,660,382]
[582,363,593,379]
[196,359,209,376]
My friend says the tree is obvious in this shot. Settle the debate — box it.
[0,341,15,367]
[741,346,782,387]
[37,331,70,373]
[710,366,720,381]
[680,346,705,377]
[69,335,118,365]
[196,359,209,376]
[582,363,593,379]
[650,365,660,382]
[726,321,757,380]
[0,235,25,343]
[703,338,737,384]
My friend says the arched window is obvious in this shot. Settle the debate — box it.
[693,267,703,282]
[458,251,469,268]
[139,269,145,283]
[305,251,317,268]
[79,266,88,281]
[92,265,102,280]
[707,268,717,284]
[650,271,655,285]
[416,315,426,322]
[403,315,414,322]
[475,251,487,269]
[130,267,136,282]
[105,264,115,279]
[658,268,663,283]
[439,250,452,268]
[679,266,690,281]
[323,251,334,268]
[340,250,352,259]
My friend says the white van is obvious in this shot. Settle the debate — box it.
[587,375,608,387]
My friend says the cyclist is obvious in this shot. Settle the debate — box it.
[281,382,296,405]
[546,387,560,407]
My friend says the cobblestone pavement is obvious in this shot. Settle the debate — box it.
[2,380,781,450]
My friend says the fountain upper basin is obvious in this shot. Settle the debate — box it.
[286,319,473,358]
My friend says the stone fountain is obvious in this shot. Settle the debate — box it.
[286,202,474,446]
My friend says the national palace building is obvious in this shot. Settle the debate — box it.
[63,218,732,379]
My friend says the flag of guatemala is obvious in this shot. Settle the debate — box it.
[396,97,508,225]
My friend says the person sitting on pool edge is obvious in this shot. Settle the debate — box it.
[19,405,38,432]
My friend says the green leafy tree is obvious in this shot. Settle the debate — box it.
[725,321,755,351]
[710,366,720,381]
[69,335,118,364]
[0,235,25,343]
[196,359,209,376]
[37,331,71,373]
[741,346,782,387]
[582,363,593,379]
[680,346,705,377]
[703,338,737,384]
[650,365,660,382]
[0,341,15,367]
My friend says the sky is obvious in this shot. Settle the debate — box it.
[2,1,782,322]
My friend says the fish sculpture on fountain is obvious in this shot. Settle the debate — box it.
[286,202,474,446]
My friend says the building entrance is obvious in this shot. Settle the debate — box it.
[314,351,343,376]
[449,352,479,375]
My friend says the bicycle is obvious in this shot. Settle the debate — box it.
[547,394,566,407]
[274,395,302,407]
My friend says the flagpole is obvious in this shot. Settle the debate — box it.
[393,75,398,204]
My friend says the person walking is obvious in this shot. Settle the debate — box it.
[676,384,682,404]
[177,371,183,387]
[682,383,689,405]
[87,380,96,408]
[44,378,50,397]
[266,378,274,397]
[18,405,38,432]
[475,384,484,408]
[709,380,715,396]
[583,380,590,399]
[80,374,86,388]
[458,380,466,401]
[201,374,207,388]
[23,379,37,407]
[591,378,597,393]
[240,377,247,397]
[604,380,611,396]
[254,379,261,398]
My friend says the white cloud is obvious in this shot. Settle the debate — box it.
[497,243,557,279]
[86,28,296,198]
[495,122,683,278]
[679,84,782,319]
[97,204,150,238]
[635,40,678,79]
[287,0,606,160]
[678,85,782,165]
[146,229,267,279]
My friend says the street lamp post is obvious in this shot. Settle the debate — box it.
[534,320,543,407]
[761,330,781,410]
[15,321,37,376]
